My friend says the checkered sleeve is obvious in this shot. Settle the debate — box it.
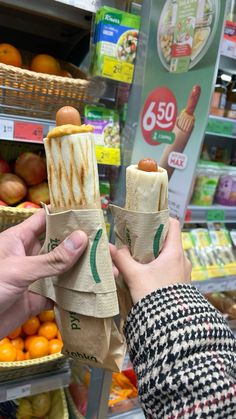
[124,284,236,418]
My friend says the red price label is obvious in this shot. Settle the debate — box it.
[141,86,177,146]
[14,121,44,142]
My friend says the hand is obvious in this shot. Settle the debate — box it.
[110,218,191,305]
[0,210,88,338]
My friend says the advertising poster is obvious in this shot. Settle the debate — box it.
[123,0,227,222]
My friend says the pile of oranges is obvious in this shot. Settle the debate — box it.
[0,43,72,77]
[0,310,63,362]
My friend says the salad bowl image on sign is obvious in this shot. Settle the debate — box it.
[157,0,220,72]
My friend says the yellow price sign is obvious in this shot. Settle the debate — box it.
[95,146,121,166]
[102,57,134,83]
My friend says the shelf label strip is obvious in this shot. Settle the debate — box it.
[6,384,31,401]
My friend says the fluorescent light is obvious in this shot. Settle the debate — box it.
[221,73,232,82]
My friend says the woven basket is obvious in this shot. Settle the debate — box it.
[0,61,105,120]
[0,353,66,382]
[49,389,69,419]
[0,206,39,232]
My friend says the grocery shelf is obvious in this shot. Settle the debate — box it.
[206,115,236,138]
[185,205,236,223]
[0,362,71,402]
[193,276,236,294]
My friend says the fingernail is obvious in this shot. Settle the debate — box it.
[63,231,85,251]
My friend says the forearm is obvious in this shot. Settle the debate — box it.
[124,284,236,418]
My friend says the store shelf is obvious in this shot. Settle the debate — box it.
[193,276,236,294]
[220,54,236,75]
[185,205,236,223]
[0,362,71,402]
[206,115,236,138]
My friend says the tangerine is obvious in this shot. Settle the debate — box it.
[16,349,25,361]
[8,326,22,339]
[11,337,24,351]
[28,336,49,359]
[48,339,63,354]
[31,54,60,75]
[0,43,22,67]
[0,343,17,362]
[0,338,10,346]
[38,321,58,340]
[22,316,40,336]
[25,351,30,360]
[39,310,55,323]
[60,69,72,78]
[25,335,37,351]
[57,330,62,341]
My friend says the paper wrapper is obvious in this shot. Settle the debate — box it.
[110,205,169,318]
[30,205,125,371]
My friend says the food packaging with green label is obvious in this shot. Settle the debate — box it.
[190,162,224,206]
[90,6,140,83]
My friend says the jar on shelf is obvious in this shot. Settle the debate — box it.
[226,74,236,119]
[210,70,227,117]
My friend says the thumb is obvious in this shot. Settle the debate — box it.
[110,244,139,287]
[6,230,88,285]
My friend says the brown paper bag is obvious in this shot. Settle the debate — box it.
[110,205,169,318]
[54,306,126,371]
[31,205,119,318]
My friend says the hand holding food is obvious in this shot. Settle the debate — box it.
[111,218,191,305]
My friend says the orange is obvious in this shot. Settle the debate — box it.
[0,43,22,67]
[39,310,55,323]
[25,335,37,351]
[28,336,49,359]
[0,338,10,346]
[57,330,62,341]
[22,316,40,336]
[48,339,63,354]
[30,54,61,75]
[8,326,22,339]
[38,321,58,340]
[25,351,30,360]
[0,343,17,362]
[16,349,25,361]
[11,337,24,351]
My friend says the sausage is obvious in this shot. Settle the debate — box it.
[186,84,201,115]
[56,106,81,126]
[138,158,158,172]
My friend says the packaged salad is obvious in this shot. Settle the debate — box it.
[85,105,121,149]
[90,6,140,83]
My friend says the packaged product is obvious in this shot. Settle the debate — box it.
[85,105,120,149]
[215,167,236,206]
[208,224,236,276]
[90,6,140,83]
[210,70,227,117]
[181,231,208,280]
[226,74,236,119]
[190,162,221,206]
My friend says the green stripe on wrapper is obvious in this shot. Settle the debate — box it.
[90,229,103,283]
[153,224,164,258]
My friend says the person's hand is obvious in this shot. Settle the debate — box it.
[110,218,191,305]
[0,210,88,338]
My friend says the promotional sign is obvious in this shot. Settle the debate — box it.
[122,0,227,221]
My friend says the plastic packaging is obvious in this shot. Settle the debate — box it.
[215,168,236,206]
[85,105,120,149]
[190,162,222,206]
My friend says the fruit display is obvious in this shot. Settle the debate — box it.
[0,43,74,78]
[0,389,66,419]
[0,310,63,362]
[0,152,49,208]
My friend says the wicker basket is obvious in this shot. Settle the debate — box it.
[0,60,105,120]
[49,389,69,419]
[0,353,66,382]
[0,205,39,232]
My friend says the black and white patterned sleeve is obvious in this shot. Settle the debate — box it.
[124,284,236,418]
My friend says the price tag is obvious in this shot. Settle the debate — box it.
[95,146,121,166]
[206,118,234,136]
[0,119,14,140]
[206,209,225,222]
[102,57,134,84]
[141,86,177,146]
[185,209,192,222]
[7,384,31,401]
[14,121,44,142]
